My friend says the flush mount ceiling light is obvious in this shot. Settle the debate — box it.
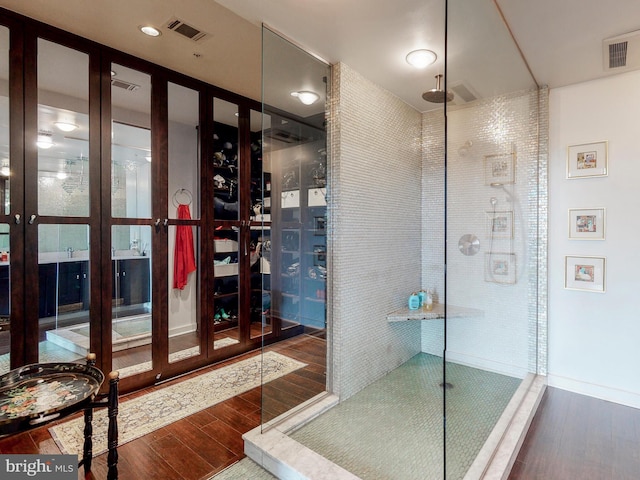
[139,25,161,37]
[36,131,54,149]
[406,49,437,68]
[290,91,320,106]
[54,121,78,132]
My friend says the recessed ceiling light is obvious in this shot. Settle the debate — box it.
[140,25,161,37]
[290,91,320,106]
[406,49,437,68]
[54,121,78,132]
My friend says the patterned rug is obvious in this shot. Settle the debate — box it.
[49,351,306,457]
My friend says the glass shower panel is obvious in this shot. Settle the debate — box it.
[37,224,89,365]
[37,39,89,217]
[444,0,540,477]
[261,27,329,425]
[167,82,201,363]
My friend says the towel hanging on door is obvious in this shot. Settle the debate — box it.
[173,204,197,290]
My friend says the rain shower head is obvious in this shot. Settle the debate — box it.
[422,74,454,103]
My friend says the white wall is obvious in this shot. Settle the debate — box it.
[549,69,640,408]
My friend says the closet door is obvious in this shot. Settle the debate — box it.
[166,81,203,367]
[105,61,155,380]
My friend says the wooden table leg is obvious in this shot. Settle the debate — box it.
[107,371,119,480]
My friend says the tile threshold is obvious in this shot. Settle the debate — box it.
[244,375,546,480]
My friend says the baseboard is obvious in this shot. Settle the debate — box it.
[548,374,640,409]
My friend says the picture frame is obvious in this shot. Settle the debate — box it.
[568,207,605,240]
[564,255,606,292]
[313,245,326,267]
[566,141,608,179]
[484,252,516,284]
[484,153,515,186]
[486,210,514,238]
[314,216,326,236]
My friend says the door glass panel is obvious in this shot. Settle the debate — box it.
[213,98,239,221]
[250,109,272,339]
[37,39,90,217]
[0,26,9,216]
[0,224,9,375]
[213,227,240,350]
[37,224,89,365]
[168,82,201,362]
[112,225,152,377]
[111,64,151,219]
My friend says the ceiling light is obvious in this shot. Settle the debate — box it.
[140,25,161,37]
[56,171,68,180]
[290,91,320,106]
[406,49,437,68]
[37,132,54,149]
[54,121,78,132]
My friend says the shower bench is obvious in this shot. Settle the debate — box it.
[386,303,483,322]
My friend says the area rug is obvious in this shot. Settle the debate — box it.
[49,351,306,457]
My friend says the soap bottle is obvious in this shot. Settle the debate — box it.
[417,290,426,307]
[424,289,433,311]
[408,292,420,310]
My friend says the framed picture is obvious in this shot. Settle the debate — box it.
[567,141,608,178]
[484,153,515,186]
[564,255,605,292]
[568,207,605,240]
[484,252,516,284]
[486,210,513,238]
[314,216,326,236]
[313,245,326,267]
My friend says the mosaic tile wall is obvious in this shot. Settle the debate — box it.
[421,88,547,377]
[329,63,424,400]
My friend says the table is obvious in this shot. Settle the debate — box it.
[0,354,119,479]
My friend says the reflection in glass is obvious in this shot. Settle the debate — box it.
[168,82,201,362]
[0,26,9,216]
[37,39,90,217]
[37,224,89,365]
[111,63,151,219]
[0,224,9,375]
[111,225,152,377]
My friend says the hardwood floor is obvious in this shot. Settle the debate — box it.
[509,386,640,480]
[0,334,327,480]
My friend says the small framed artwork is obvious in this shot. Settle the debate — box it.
[564,255,605,292]
[568,207,605,240]
[314,216,326,236]
[484,153,515,186]
[567,141,608,178]
[484,252,516,284]
[313,245,326,267]
[486,210,514,238]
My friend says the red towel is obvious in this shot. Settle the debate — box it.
[173,204,197,290]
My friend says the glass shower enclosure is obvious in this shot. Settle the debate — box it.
[256,0,546,478]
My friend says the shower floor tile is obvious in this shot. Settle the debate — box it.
[290,353,521,480]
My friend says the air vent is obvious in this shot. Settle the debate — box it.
[603,30,640,72]
[111,79,140,92]
[448,81,478,105]
[165,17,209,42]
[265,128,308,145]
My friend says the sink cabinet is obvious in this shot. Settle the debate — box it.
[38,261,89,318]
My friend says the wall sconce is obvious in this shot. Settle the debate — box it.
[290,91,320,106]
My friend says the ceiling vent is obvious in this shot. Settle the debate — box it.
[603,30,640,72]
[165,17,209,42]
[111,79,140,92]
[449,81,478,105]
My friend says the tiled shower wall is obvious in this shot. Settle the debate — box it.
[421,88,547,377]
[329,63,423,400]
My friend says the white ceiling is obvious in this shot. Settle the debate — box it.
[1,0,640,113]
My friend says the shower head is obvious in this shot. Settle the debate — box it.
[422,74,454,103]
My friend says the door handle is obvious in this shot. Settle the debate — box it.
[14,214,20,224]
[29,214,37,224]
